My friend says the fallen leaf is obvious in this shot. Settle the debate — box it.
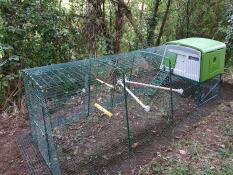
[220,144,225,149]
[179,150,187,155]
[174,136,181,139]
[102,155,108,160]
[132,142,139,149]
[157,152,162,157]
[166,147,173,152]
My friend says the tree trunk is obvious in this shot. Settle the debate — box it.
[139,0,145,25]
[112,0,146,47]
[102,0,113,53]
[113,3,125,53]
[186,0,191,37]
[147,0,161,46]
[156,0,172,46]
[87,0,113,53]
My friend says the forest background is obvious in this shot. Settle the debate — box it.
[0,0,232,111]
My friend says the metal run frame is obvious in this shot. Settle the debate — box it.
[169,72,222,106]
[20,46,223,174]
[197,74,222,106]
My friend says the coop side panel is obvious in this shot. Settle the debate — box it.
[22,73,38,143]
[22,72,58,173]
[200,48,225,82]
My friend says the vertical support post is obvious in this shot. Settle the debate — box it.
[122,73,132,152]
[42,95,61,175]
[94,65,99,111]
[110,90,114,109]
[128,57,135,91]
[87,60,92,116]
[41,106,52,165]
[24,78,37,143]
[110,74,115,109]
[169,60,174,122]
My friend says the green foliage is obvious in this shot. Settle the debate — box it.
[226,5,233,66]
[226,5,233,42]
[0,0,80,108]
[175,0,229,40]
[0,0,232,109]
[0,0,79,66]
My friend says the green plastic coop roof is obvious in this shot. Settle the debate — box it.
[167,37,226,53]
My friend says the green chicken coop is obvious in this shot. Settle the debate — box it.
[160,37,226,104]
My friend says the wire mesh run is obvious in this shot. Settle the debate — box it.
[16,132,52,175]
[21,45,222,174]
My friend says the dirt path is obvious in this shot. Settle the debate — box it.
[0,105,29,175]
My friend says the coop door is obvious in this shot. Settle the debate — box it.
[174,54,200,81]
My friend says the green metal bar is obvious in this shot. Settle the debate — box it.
[169,60,174,122]
[127,57,135,92]
[24,78,38,143]
[41,95,61,175]
[198,94,218,106]
[198,74,222,106]
[87,61,92,116]
[110,73,116,109]
[110,90,114,109]
[41,106,51,164]
[122,73,132,152]
[94,69,99,111]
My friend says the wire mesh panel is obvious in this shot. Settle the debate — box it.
[21,45,222,174]
[160,44,222,120]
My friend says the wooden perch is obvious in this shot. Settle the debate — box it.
[117,79,150,112]
[96,78,114,89]
[124,80,184,95]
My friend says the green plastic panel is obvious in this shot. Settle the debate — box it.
[200,48,225,82]
[167,37,226,53]
[163,52,177,68]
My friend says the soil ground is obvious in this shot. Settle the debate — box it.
[90,79,233,174]
[138,102,233,175]
[0,103,29,175]
[0,74,233,175]
[138,89,233,174]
